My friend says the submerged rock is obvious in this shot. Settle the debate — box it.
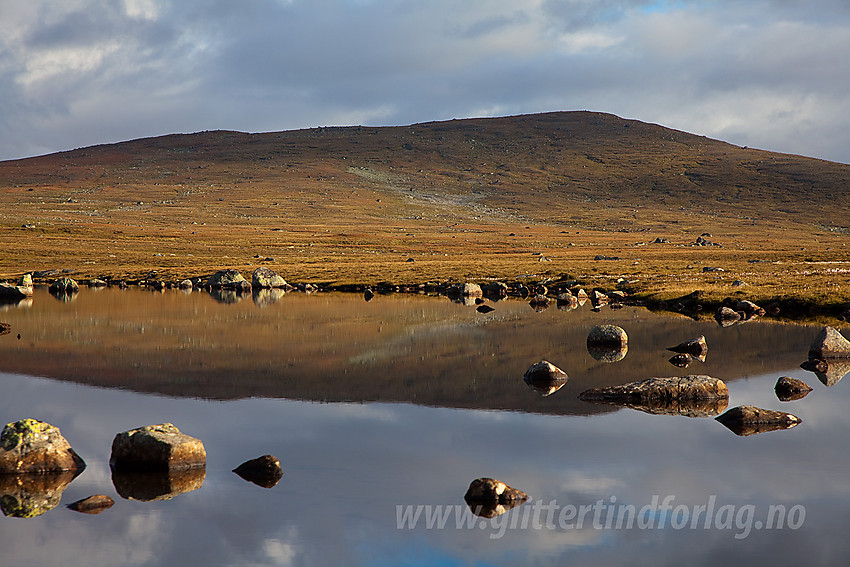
[579,375,729,405]
[774,376,813,401]
[67,494,115,514]
[110,423,206,472]
[716,405,801,436]
[464,478,528,518]
[233,455,283,488]
[808,326,850,359]
[523,361,569,396]
[0,471,78,518]
[0,419,85,474]
[476,304,495,314]
[364,288,374,302]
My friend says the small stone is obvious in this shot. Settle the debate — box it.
[67,494,115,514]
[464,478,528,518]
[716,405,801,436]
[774,376,813,401]
[476,304,495,313]
[233,455,283,488]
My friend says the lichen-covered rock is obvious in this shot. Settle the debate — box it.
[587,325,628,347]
[464,478,527,518]
[206,269,250,290]
[808,326,850,359]
[179,279,193,289]
[87,279,108,287]
[774,376,813,401]
[523,361,568,396]
[252,267,287,289]
[0,419,85,474]
[110,423,206,472]
[48,277,79,294]
[716,405,801,436]
[233,455,283,488]
[579,375,728,404]
[0,471,77,518]
[67,494,115,514]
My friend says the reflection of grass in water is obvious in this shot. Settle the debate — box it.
[0,290,822,417]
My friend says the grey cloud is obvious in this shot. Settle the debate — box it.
[0,0,849,162]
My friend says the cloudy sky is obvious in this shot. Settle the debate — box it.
[2,0,850,163]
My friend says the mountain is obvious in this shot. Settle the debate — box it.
[1,111,848,305]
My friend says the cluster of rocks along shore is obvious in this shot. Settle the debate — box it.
[0,419,282,518]
[5,266,849,322]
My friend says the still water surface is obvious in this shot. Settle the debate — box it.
[0,288,848,565]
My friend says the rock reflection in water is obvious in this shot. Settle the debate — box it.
[252,288,285,307]
[209,289,248,304]
[0,470,79,518]
[587,344,628,363]
[112,467,206,501]
[801,359,850,387]
[580,396,729,418]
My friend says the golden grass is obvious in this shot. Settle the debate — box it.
[1,112,848,313]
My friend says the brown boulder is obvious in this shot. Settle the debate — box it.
[110,423,206,472]
[716,405,801,436]
[579,375,728,404]
[0,419,85,474]
[464,478,528,518]
[808,326,850,359]
[233,455,283,488]
[774,376,813,401]
[523,361,569,396]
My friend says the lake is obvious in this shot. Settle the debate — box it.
[0,287,848,566]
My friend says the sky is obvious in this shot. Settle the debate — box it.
[1,0,850,163]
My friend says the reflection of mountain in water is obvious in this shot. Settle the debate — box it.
[0,289,819,416]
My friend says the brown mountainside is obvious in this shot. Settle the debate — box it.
[1,111,849,305]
